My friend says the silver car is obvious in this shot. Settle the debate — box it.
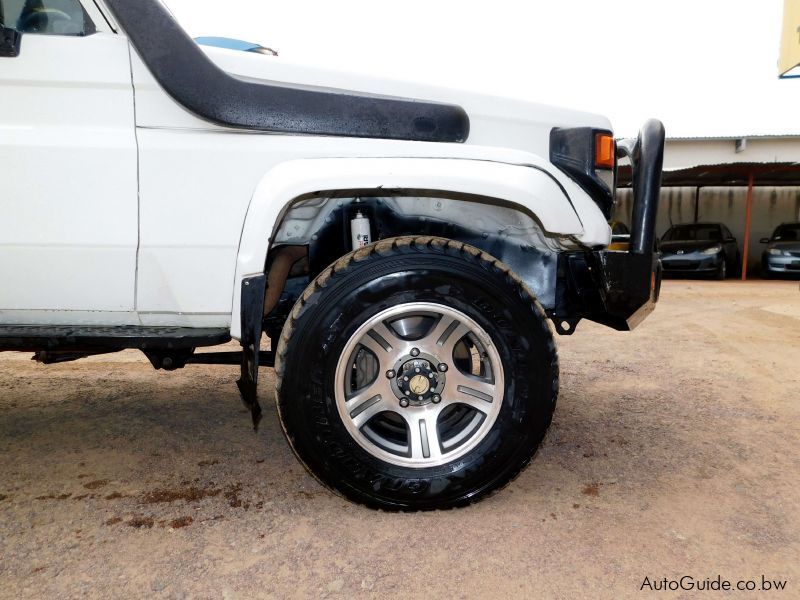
[761,223,800,278]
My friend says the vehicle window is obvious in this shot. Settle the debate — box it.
[773,224,800,241]
[663,225,722,242]
[0,0,94,36]
[722,225,733,239]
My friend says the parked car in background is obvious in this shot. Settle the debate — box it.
[608,220,631,251]
[660,223,740,279]
[761,223,800,278]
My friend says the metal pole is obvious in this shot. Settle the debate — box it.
[741,172,754,281]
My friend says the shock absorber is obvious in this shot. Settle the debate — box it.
[350,201,372,250]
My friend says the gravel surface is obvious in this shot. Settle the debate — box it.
[1,281,798,598]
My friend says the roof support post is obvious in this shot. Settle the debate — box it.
[694,187,701,223]
[741,172,754,281]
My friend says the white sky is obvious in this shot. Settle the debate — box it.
[164,0,799,139]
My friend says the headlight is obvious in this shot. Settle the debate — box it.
[550,128,615,219]
[767,248,782,256]
[701,245,722,255]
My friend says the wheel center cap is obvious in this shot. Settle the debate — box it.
[393,356,444,404]
[409,374,430,395]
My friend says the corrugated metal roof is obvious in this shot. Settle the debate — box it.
[618,162,800,188]
[666,134,800,141]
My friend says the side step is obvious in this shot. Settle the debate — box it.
[0,325,231,351]
[33,349,275,368]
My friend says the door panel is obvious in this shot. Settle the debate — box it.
[0,32,138,316]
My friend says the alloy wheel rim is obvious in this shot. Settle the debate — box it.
[334,302,504,468]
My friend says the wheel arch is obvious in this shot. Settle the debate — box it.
[231,157,584,338]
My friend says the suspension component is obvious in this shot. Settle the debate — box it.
[350,204,371,250]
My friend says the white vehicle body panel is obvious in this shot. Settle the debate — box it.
[129,48,611,333]
[134,124,596,330]
[0,33,138,320]
[133,44,612,162]
[1,1,614,334]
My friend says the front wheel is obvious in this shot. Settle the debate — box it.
[275,237,558,510]
[715,257,727,280]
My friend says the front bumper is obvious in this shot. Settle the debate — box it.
[661,252,723,274]
[763,254,800,274]
[552,120,665,333]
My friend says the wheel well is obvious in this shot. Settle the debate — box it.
[262,190,565,339]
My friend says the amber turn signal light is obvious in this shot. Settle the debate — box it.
[595,133,615,169]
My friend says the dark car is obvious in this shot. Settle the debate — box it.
[659,223,740,279]
[761,223,800,278]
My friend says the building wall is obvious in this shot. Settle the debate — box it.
[614,186,800,276]
[664,138,800,170]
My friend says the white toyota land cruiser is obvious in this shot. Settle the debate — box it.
[0,0,664,510]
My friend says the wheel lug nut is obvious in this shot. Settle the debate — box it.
[410,348,420,357]
[438,363,448,372]
[386,369,396,379]
[403,376,409,381]
[399,398,410,408]
[432,394,442,404]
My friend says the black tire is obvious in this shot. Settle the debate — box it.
[715,257,727,280]
[274,236,558,510]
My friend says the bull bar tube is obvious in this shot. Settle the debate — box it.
[553,119,666,333]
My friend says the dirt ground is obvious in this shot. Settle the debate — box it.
[1,281,798,599]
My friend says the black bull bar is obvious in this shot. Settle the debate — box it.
[554,119,666,333]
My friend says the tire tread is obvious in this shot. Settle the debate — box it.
[274,236,558,510]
